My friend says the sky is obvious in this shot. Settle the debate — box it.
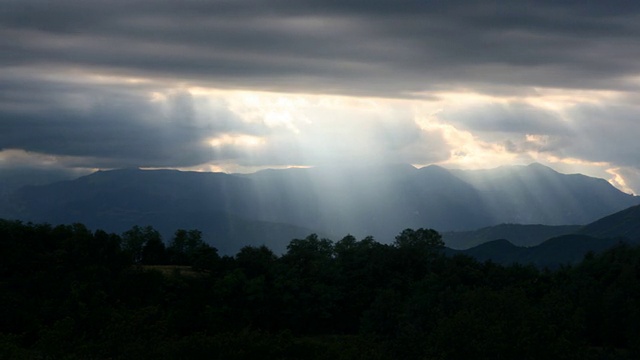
[1,0,640,194]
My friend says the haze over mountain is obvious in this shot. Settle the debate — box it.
[1,163,637,254]
[447,203,640,268]
[4,1,640,197]
[577,204,640,240]
[443,224,582,250]
[449,234,633,269]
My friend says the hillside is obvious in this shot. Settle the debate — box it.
[452,203,640,267]
[442,224,582,249]
[1,163,637,253]
[0,169,315,254]
[450,163,639,225]
[453,234,636,268]
[578,204,640,240]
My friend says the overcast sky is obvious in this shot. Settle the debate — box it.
[2,0,640,194]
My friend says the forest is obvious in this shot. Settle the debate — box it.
[1,219,639,359]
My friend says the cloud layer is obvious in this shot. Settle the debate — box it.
[2,0,640,193]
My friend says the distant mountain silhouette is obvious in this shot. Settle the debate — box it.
[0,168,314,254]
[452,239,526,264]
[0,167,84,196]
[451,163,638,225]
[0,163,637,254]
[578,204,640,241]
[452,234,635,269]
[451,203,640,267]
[442,224,582,249]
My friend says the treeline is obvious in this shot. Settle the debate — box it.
[1,219,640,359]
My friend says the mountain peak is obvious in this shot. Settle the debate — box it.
[526,162,551,169]
[312,162,417,173]
[2,162,639,255]
[526,162,557,173]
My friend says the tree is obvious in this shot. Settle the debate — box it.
[235,245,278,278]
[167,229,202,265]
[167,229,219,269]
[278,234,340,333]
[282,234,334,276]
[333,235,389,332]
[141,236,167,265]
[393,228,444,251]
[122,225,164,265]
[392,228,445,279]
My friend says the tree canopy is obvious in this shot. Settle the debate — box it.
[1,219,639,359]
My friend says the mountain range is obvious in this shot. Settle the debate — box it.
[443,200,640,267]
[442,224,583,249]
[1,163,638,254]
[449,203,640,268]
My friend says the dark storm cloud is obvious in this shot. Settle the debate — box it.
[3,0,640,192]
[3,0,640,95]
[562,103,640,167]
[0,149,93,194]
[0,75,261,168]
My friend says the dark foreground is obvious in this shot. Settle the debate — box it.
[1,220,639,359]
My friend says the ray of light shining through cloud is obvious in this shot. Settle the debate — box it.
[1,0,640,194]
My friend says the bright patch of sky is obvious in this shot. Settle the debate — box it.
[2,0,640,194]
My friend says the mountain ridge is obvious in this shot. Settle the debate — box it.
[1,163,637,254]
[453,234,638,269]
[450,202,640,267]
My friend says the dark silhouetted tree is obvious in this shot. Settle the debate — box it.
[168,229,219,270]
[393,228,445,278]
[122,225,164,264]
[393,228,444,251]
